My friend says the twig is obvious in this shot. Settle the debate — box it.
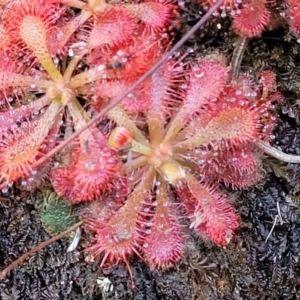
[265,215,279,243]
[265,202,284,243]
[67,226,82,252]
[256,141,300,163]
[0,221,83,281]
[276,201,283,225]
[230,37,248,80]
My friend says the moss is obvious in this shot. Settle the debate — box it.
[39,190,78,235]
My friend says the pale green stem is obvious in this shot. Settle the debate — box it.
[107,106,148,144]
[67,99,91,131]
[147,115,165,146]
[156,179,168,208]
[64,51,87,82]
[173,133,207,152]
[174,124,197,143]
[256,141,300,163]
[110,166,155,226]
[36,100,64,139]
[36,53,63,82]
[131,140,152,156]
[185,171,217,218]
[174,118,214,152]
[123,156,148,174]
[15,95,52,117]
[58,10,92,49]
[3,73,52,90]
[163,109,190,142]
[69,65,108,89]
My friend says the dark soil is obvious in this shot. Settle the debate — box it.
[2,1,300,299]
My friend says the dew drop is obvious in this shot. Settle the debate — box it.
[195,72,204,78]
[97,64,105,71]
[53,57,59,64]
[202,198,208,205]
[68,49,74,57]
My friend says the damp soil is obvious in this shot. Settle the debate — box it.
[2,2,300,300]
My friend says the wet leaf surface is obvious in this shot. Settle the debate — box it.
[2,1,300,299]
